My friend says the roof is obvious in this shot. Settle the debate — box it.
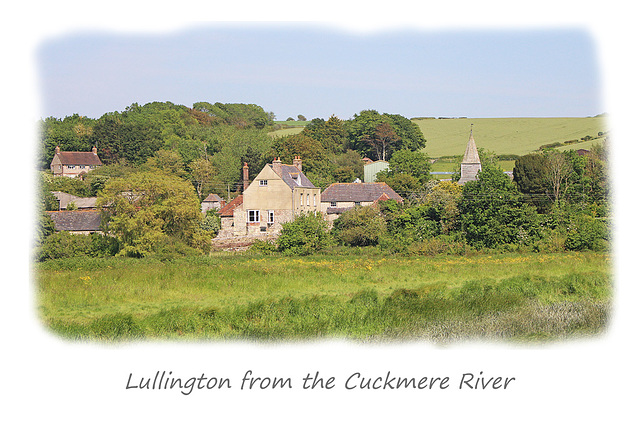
[54,151,103,166]
[47,210,102,232]
[321,182,403,203]
[218,195,243,217]
[51,191,97,209]
[272,164,317,189]
[202,193,223,203]
[462,131,481,164]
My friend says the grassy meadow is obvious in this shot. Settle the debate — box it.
[414,116,608,157]
[269,116,609,159]
[36,251,611,343]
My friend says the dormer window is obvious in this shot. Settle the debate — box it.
[290,173,301,186]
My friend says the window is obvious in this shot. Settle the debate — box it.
[259,180,268,186]
[313,194,317,206]
[267,210,275,224]
[354,201,361,206]
[306,194,310,206]
[300,194,304,206]
[247,210,260,223]
[330,201,337,207]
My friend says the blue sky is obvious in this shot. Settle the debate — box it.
[36,24,602,120]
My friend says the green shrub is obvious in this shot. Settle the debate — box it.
[332,205,387,247]
[249,239,278,254]
[564,215,607,251]
[276,212,332,255]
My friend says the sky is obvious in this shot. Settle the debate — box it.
[36,24,603,121]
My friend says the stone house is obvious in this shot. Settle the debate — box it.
[216,157,321,238]
[50,146,103,178]
[320,182,403,221]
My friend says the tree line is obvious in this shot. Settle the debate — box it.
[36,101,428,259]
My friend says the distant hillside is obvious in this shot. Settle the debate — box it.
[414,116,608,157]
[269,116,609,158]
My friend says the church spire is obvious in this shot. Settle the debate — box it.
[458,124,482,184]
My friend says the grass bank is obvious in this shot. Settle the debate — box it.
[35,252,611,343]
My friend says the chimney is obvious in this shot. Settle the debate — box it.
[55,146,60,154]
[92,146,97,155]
[242,162,249,191]
[272,157,282,177]
[293,155,302,171]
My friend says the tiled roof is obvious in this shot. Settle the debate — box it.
[218,195,243,217]
[273,164,317,189]
[203,193,223,202]
[321,182,403,203]
[55,151,103,166]
[47,210,102,232]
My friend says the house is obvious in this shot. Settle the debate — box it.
[51,191,97,210]
[201,193,225,213]
[46,210,102,235]
[320,182,403,221]
[458,127,482,185]
[216,157,321,238]
[50,146,103,178]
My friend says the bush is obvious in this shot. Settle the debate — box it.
[276,212,332,256]
[36,232,119,261]
[332,205,387,247]
[249,239,278,255]
[564,215,608,251]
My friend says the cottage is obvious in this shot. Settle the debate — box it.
[201,193,225,213]
[50,146,103,178]
[216,157,321,238]
[320,182,403,221]
[47,210,102,235]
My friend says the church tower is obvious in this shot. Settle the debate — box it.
[458,125,482,184]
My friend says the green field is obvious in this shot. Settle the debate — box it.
[415,116,608,157]
[269,116,609,158]
[36,252,611,342]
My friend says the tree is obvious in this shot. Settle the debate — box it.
[189,158,216,198]
[513,153,552,212]
[370,122,400,161]
[459,165,541,248]
[545,151,572,204]
[297,114,307,121]
[97,171,212,257]
[302,115,348,154]
[346,110,426,160]
[375,149,432,197]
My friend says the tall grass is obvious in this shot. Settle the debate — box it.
[36,252,611,343]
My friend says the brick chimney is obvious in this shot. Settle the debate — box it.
[272,157,282,177]
[92,146,97,155]
[55,146,60,154]
[293,155,302,171]
[242,162,249,190]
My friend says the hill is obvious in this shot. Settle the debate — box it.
[269,116,609,158]
[414,116,609,157]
